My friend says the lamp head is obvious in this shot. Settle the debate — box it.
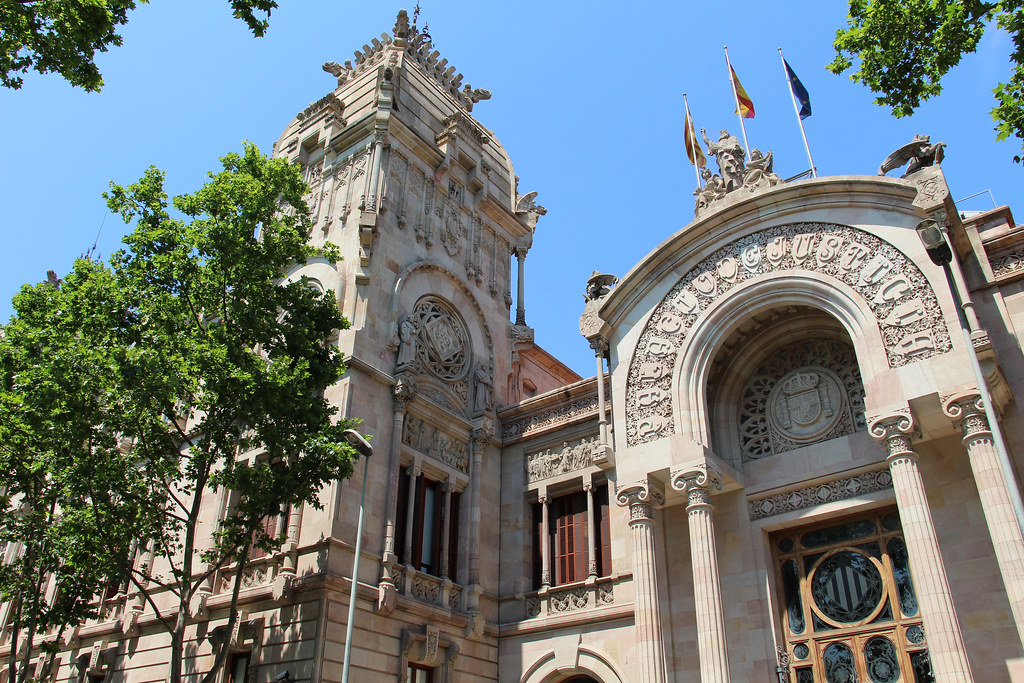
[915,219,953,266]
[342,429,373,457]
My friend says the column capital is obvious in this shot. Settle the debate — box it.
[942,392,991,439]
[407,464,422,478]
[868,411,918,465]
[583,481,594,493]
[615,480,664,522]
[670,463,722,510]
[589,336,609,356]
[471,420,495,449]
[538,493,549,506]
[512,245,529,259]
[392,374,418,406]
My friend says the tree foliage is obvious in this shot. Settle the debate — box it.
[0,263,157,683]
[0,0,279,91]
[830,0,1024,162]
[0,143,359,683]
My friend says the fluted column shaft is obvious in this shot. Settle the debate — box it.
[871,415,974,682]
[946,395,1024,645]
[585,481,598,578]
[539,495,551,589]
[616,482,666,683]
[673,466,729,683]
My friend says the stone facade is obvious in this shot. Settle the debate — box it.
[5,9,1024,683]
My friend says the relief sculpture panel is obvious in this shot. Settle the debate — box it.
[625,223,951,446]
[402,414,469,472]
[525,435,600,483]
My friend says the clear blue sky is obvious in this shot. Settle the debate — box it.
[1,1,1020,377]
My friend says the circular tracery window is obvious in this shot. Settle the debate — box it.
[810,550,884,625]
[411,297,470,382]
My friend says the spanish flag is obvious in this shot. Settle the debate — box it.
[730,66,755,119]
[684,108,706,168]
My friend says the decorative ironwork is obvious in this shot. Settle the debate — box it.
[823,642,857,683]
[811,551,885,623]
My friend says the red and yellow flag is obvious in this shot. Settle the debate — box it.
[684,109,706,168]
[730,66,755,118]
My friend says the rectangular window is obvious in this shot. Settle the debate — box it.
[397,472,458,580]
[226,653,250,683]
[407,663,433,683]
[534,484,611,588]
[249,511,283,561]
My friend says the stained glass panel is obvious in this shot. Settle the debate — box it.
[811,551,883,623]
[864,636,900,683]
[823,642,857,683]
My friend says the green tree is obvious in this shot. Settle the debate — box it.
[0,264,158,683]
[0,143,361,683]
[1,0,279,91]
[830,0,1024,161]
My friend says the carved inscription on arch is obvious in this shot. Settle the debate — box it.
[625,223,951,446]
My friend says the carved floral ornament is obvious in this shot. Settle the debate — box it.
[625,222,952,446]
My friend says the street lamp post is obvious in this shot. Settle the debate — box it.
[341,429,373,683]
[915,219,1024,536]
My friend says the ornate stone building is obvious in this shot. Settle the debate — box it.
[5,9,1024,683]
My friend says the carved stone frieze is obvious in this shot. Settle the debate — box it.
[525,435,601,483]
[502,396,606,441]
[738,340,865,461]
[626,222,952,446]
[990,246,1024,279]
[402,414,469,472]
[550,587,588,612]
[748,469,893,520]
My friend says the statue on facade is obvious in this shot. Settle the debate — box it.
[473,363,493,413]
[702,128,747,191]
[878,134,946,177]
[693,168,727,216]
[743,149,780,191]
[390,317,418,370]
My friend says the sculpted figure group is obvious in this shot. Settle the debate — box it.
[694,129,780,216]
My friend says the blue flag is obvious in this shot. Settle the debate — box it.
[784,58,811,119]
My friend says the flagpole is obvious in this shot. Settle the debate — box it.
[779,47,817,178]
[723,46,751,156]
[683,93,703,189]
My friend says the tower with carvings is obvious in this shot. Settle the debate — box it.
[267,9,574,680]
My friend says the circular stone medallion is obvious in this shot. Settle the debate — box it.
[768,367,846,444]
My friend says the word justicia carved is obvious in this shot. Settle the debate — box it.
[525,435,600,482]
[402,414,469,472]
[625,223,952,446]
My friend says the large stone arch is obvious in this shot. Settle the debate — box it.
[624,222,952,447]
[673,273,883,449]
[519,644,626,683]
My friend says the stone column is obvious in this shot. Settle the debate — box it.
[364,129,387,212]
[590,337,612,460]
[671,464,730,683]
[440,479,454,581]
[869,413,974,681]
[513,246,527,325]
[402,465,422,567]
[616,480,667,683]
[539,494,551,589]
[379,376,415,614]
[585,481,598,578]
[465,421,494,639]
[944,393,1024,645]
